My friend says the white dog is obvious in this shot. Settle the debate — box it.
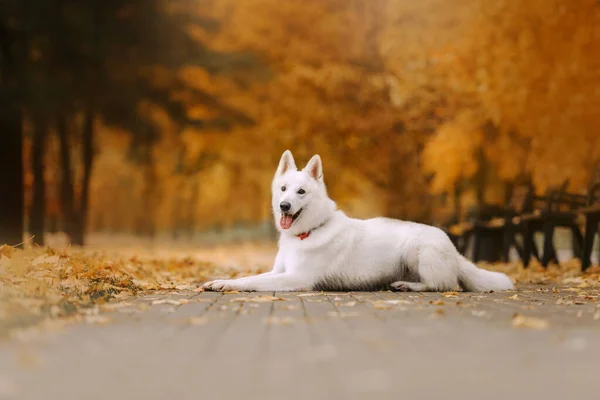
[203,150,514,292]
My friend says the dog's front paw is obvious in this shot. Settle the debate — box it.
[390,281,410,292]
[203,279,249,292]
[203,280,232,292]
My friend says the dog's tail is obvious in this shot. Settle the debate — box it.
[457,256,514,292]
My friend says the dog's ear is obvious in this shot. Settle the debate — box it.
[304,154,323,181]
[276,150,297,176]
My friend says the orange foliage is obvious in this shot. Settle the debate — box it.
[28,0,600,234]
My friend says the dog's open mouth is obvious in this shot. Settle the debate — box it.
[280,208,302,230]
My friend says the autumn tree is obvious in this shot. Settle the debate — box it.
[423,0,600,220]
[10,0,264,244]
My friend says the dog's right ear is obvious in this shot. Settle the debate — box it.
[276,150,297,176]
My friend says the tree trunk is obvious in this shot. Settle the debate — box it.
[141,142,157,238]
[57,114,77,243]
[71,110,95,245]
[30,116,47,245]
[0,105,23,246]
[0,26,24,246]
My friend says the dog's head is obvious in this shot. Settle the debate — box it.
[271,150,333,235]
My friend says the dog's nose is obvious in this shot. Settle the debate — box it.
[280,202,291,212]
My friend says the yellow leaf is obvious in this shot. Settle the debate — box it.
[442,291,459,298]
[512,314,549,330]
[0,244,14,259]
[429,300,445,306]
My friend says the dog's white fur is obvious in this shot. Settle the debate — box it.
[203,150,514,292]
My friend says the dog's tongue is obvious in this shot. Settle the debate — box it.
[280,214,293,230]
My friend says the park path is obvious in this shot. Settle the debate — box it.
[1,287,600,400]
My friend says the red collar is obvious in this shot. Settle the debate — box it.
[296,232,310,240]
[294,216,332,241]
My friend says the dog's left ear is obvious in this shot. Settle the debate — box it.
[304,154,323,181]
[276,150,297,176]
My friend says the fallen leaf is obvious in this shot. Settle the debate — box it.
[0,244,15,259]
[187,317,208,325]
[442,291,459,298]
[84,315,111,325]
[429,300,445,306]
[512,314,549,330]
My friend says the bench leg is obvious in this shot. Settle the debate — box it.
[570,223,584,260]
[532,241,541,261]
[472,229,481,263]
[582,215,599,271]
[541,221,555,267]
[523,222,533,268]
[502,224,512,262]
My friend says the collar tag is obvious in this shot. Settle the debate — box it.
[297,232,310,240]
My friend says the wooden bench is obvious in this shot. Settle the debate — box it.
[581,182,600,271]
[519,181,586,267]
[448,183,542,263]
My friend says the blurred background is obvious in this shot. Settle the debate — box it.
[1,0,600,249]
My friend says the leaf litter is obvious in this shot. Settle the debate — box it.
[0,246,259,338]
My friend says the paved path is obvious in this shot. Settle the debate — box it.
[2,287,600,400]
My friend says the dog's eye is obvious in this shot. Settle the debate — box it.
[297,189,305,195]
[281,186,286,192]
